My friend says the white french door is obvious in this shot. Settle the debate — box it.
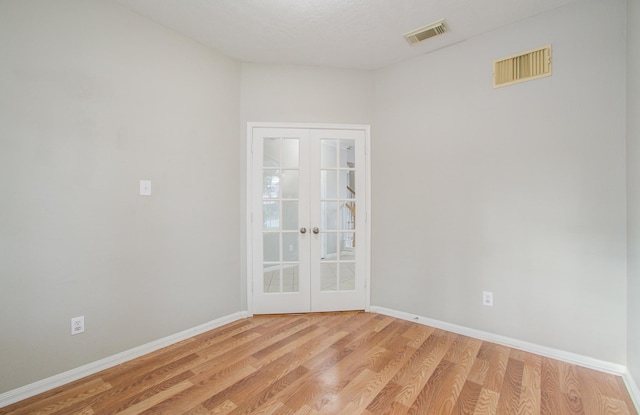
[249,125,368,314]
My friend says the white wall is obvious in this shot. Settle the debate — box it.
[628,0,640,387]
[373,0,628,363]
[239,63,374,309]
[0,0,241,393]
[240,64,374,125]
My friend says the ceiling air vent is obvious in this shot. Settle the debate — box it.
[404,19,448,45]
[493,45,552,88]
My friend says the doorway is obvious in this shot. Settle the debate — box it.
[247,124,370,314]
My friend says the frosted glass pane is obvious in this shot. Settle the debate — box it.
[282,232,299,262]
[263,138,280,167]
[339,170,355,199]
[263,170,280,199]
[281,170,298,199]
[263,264,280,293]
[339,263,355,291]
[282,201,298,230]
[320,263,337,291]
[339,140,355,168]
[263,233,279,262]
[320,202,339,230]
[321,140,337,168]
[282,264,299,293]
[282,139,299,168]
[321,170,337,199]
[262,201,280,231]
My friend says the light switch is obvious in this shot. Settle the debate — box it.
[140,180,151,196]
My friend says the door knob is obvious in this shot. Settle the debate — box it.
[312,227,320,234]
[300,227,307,234]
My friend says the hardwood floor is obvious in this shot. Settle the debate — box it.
[1,312,637,415]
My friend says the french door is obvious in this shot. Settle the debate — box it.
[250,126,368,314]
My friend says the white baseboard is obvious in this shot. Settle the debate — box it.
[623,369,640,412]
[0,311,248,409]
[369,306,626,374]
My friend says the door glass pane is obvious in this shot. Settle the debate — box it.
[282,139,299,168]
[321,232,337,262]
[283,264,299,293]
[282,201,298,230]
[264,264,281,293]
[263,170,280,199]
[263,138,280,167]
[320,202,339,230]
[321,170,337,199]
[320,263,337,291]
[339,263,355,290]
[339,170,355,199]
[263,233,279,262]
[340,202,355,230]
[321,140,337,168]
[339,140,356,168]
[263,201,280,230]
[282,232,299,262]
[339,232,356,259]
[281,170,299,199]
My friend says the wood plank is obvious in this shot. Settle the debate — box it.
[483,343,511,393]
[427,337,483,415]
[517,353,542,415]
[473,388,501,415]
[393,331,455,406]
[496,358,524,415]
[451,380,482,415]
[557,360,586,414]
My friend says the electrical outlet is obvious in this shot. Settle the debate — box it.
[71,316,85,335]
[482,291,494,307]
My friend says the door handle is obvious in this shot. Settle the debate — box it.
[312,227,320,234]
[300,227,307,234]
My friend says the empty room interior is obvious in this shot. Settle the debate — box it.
[1,0,640,413]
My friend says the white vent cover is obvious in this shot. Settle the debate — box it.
[403,19,448,45]
[493,45,552,88]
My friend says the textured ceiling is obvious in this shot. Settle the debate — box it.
[112,0,581,70]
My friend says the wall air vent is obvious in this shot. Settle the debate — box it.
[403,19,448,45]
[493,45,552,88]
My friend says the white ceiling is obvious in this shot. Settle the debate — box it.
[112,0,580,70]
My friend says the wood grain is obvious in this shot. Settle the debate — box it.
[0,312,636,415]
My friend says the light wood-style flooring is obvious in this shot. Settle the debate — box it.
[1,312,637,415]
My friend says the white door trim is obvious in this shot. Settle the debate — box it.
[245,122,371,316]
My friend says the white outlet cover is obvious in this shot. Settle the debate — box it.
[482,291,494,307]
[71,316,85,335]
[140,180,151,196]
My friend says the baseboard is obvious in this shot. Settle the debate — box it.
[369,306,626,375]
[623,369,640,411]
[0,311,248,409]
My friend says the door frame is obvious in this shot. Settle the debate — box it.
[245,122,371,316]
